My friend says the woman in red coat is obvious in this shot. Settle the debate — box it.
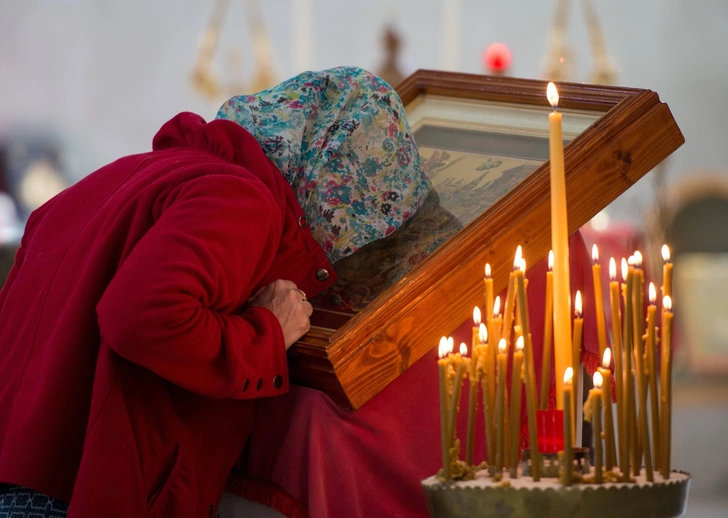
[0,67,430,517]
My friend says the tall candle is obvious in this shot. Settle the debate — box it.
[598,348,616,471]
[660,296,674,478]
[438,337,452,479]
[589,371,604,483]
[661,245,673,300]
[610,258,628,478]
[592,245,608,359]
[502,248,519,348]
[562,367,574,486]
[623,258,639,478]
[509,337,524,478]
[541,251,555,410]
[646,283,660,471]
[466,309,482,466]
[488,297,501,420]
[495,339,508,474]
[571,291,584,440]
[484,263,494,328]
[447,343,467,462]
[548,82,572,411]
[480,324,495,466]
[516,257,541,480]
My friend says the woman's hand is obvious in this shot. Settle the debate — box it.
[248,280,312,349]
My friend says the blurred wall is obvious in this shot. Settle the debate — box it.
[0,0,727,220]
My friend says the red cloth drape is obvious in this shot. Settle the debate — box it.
[229,232,603,517]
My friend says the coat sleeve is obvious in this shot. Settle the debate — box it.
[96,173,290,400]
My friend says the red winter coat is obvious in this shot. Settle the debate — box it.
[0,113,336,517]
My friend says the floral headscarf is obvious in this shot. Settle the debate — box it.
[216,66,430,263]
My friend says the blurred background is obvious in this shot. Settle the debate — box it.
[1,1,726,515]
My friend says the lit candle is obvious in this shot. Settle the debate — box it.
[484,263,494,329]
[466,308,482,466]
[438,337,452,479]
[610,258,628,478]
[588,371,604,483]
[547,82,572,412]
[660,296,674,478]
[515,256,541,480]
[662,245,673,300]
[562,367,574,486]
[598,348,616,471]
[502,247,520,348]
[488,296,501,422]
[540,251,555,410]
[447,342,468,464]
[495,339,508,475]
[623,258,639,478]
[509,337,525,478]
[571,291,584,438]
[646,283,660,471]
[480,323,495,467]
[631,254,653,482]
[592,245,608,359]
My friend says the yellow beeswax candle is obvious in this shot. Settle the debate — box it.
[646,283,660,471]
[502,248,519,347]
[447,343,467,461]
[562,367,574,486]
[660,296,674,478]
[495,339,508,474]
[571,291,584,440]
[610,258,628,478]
[598,348,616,471]
[623,258,639,478]
[662,245,673,300]
[589,371,604,483]
[484,263,494,328]
[466,308,482,466]
[509,337,524,478]
[438,337,452,479]
[540,251,554,410]
[592,245,608,359]
[479,323,495,467]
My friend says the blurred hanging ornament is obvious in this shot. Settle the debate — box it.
[483,42,512,75]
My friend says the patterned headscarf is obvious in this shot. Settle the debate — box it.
[216,66,430,263]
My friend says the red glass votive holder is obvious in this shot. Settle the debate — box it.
[536,409,564,453]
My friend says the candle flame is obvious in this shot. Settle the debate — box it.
[664,295,672,312]
[439,336,448,358]
[593,371,603,389]
[547,82,559,109]
[485,262,492,279]
[575,290,582,318]
[621,258,628,281]
[479,323,488,343]
[662,244,671,263]
[498,338,507,353]
[548,250,554,271]
[602,347,612,369]
[514,245,523,269]
[447,336,454,355]
[460,343,468,356]
[649,282,657,304]
[628,255,635,267]
[564,366,574,384]
[609,257,616,280]
[519,258,526,273]
[592,244,599,264]
[493,296,501,317]
[516,335,524,351]
[473,306,482,326]
[634,250,643,268]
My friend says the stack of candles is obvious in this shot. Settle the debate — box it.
[436,82,677,485]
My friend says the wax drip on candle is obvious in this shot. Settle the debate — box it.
[473,306,481,326]
[493,296,501,318]
[548,250,554,271]
[662,245,671,263]
[485,263,492,279]
[592,244,599,265]
[649,283,657,304]
[609,257,617,281]
[602,347,612,369]
[479,323,488,343]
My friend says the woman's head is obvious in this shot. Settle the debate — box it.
[216,66,430,263]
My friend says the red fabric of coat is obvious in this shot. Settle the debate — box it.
[0,113,335,517]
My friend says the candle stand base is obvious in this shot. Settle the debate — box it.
[421,469,690,518]
[521,447,590,478]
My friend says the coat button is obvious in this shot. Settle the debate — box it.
[273,375,283,389]
[316,268,329,282]
[242,378,249,392]
[256,378,263,391]
[298,215,308,227]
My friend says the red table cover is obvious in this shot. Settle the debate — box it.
[226,232,605,517]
